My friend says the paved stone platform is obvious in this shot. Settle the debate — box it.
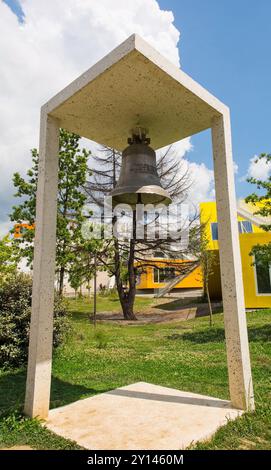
[46,382,242,450]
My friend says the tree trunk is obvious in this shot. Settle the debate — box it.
[124,209,137,320]
[121,298,137,320]
[58,266,65,296]
[114,235,137,321]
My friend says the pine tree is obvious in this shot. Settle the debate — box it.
[10,129,91,295]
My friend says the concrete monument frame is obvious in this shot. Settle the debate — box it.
[24,34,254,419]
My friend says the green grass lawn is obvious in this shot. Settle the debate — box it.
[67,292,155,315]
[0,297,271,450]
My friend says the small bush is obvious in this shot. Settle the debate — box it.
[52,295,71,348]
[94,330,108,349]
[99,287,118,298]
[0,273,70,369]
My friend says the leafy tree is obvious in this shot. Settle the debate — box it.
[68,244,94,298]
[197,227,215,327]
[0,235,19,285]
[10,129,91,295]
[245,152,271,264]
[69,269,83,298]
[68,235,106,297]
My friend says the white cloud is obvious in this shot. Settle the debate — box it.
[157,140,214,207]
[185,162,215,207]
[0,0,215,228]
[0,0,181,225]
[245,155,271,181]
[157,137,193,159]
[233,161,239,174]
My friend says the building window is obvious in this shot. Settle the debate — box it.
[154,267,159,283]
[153,267,175,283]
[211,220,253,241]
[255,254,271,294]
[239,221,253,233]
[211,223,218,240]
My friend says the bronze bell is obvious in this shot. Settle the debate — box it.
[110,129,172,207]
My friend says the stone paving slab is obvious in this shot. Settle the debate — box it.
[46,382,242,450]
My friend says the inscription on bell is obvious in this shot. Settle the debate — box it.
[130,163,156,175]
[110,138,172,206]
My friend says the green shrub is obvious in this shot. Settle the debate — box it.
[0,273,70,369]
[99,287,118,298]
[94,330,108,349]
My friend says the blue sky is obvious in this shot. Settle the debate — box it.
[3,0,24,22]
[159,0,271,197]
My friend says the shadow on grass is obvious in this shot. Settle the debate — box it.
[168,324,271,344]
[154,298,202,311]
[168,327,225,344]
[0,369,110,417]
[71,311,91,322]
[248,324,271,343]
[154,298,223,318]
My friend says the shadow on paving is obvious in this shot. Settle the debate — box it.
[108,388,230,408]
[0,370,109,417]
[167,324,271,344]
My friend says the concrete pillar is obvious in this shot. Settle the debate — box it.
[212,112,254,411]
[24,112,60,418]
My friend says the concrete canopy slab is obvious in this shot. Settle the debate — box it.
[45,382,242,450]
[44,34,226,151]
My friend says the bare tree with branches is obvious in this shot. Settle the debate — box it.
[84,145,200,320]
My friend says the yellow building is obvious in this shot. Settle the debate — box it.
[136,200,271,308]
[200,201,271,309]
[136,258,202,295]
